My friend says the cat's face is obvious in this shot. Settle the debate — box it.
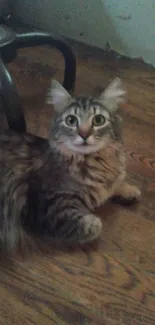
[49,98,113,154]
[46,78,126,155]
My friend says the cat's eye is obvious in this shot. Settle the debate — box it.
[92,114,105,126]
[66,115,78,127]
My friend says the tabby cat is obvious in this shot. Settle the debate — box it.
[0,77,141,254]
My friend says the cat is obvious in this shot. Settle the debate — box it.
[0,77,141,254]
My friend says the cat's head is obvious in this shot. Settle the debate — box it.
[46,78,126,155]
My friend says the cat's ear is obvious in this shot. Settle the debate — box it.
[100,77,126,113]
[46,79,71,111]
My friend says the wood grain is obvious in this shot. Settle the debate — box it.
[0,35,155,325]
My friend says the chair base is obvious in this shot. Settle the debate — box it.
[0,26,76,132]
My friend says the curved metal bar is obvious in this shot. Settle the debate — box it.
[0,56,26,132]
[15,32,76,92]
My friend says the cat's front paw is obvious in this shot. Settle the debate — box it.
[79,214,102,244]
[113,183,141,205]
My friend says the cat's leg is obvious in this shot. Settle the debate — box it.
[112,182,141,205]
[43,195,102,244]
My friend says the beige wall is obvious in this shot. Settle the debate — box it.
[12,0,155,67]
[0,0,9,16]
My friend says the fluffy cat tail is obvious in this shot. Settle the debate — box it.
[0,176,30,255]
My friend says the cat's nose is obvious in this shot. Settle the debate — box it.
[79,128,90,140]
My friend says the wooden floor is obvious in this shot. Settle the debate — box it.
[0,40,155,325]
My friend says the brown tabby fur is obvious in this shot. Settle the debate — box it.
[0,78,141,254]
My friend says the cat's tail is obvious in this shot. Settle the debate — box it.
[0,175,32,256]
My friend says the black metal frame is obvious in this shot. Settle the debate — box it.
[0,30,76,133]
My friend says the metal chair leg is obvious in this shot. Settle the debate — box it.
[15,32,76,92]
[0,56,26,132]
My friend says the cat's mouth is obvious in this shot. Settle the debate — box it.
[76,140,94,149]
[63,136,109,155]
[78,142,89,146]
[69,141,102,154]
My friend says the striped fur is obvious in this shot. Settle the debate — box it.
[0,78,141,254]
